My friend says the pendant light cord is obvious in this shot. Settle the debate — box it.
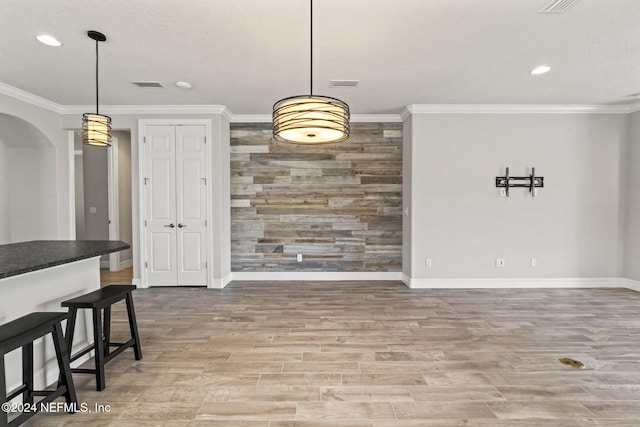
[95,37,99,114]
[310,0,313,95]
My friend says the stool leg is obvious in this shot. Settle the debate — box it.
[103,306,111,358]
[125,292,143,360]
[1,353,7,427]
[52,322,77,408]
[92,308,106,391]
[64,307,78,358]
[22,342,33,405]
[57,307,77,390]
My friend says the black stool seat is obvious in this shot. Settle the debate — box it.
[0,313,68,350]
[0,312,77,427]
[62,285,142,391]
[62,285,137,309]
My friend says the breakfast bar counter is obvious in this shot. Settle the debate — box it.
[0,240,130,392]
[0,240,129,279]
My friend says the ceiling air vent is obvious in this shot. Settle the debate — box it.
[539,0,580,14]
[330,80,360,88]
[131,81,164,88]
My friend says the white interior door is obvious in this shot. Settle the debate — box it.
[145,126,177,286]
[175,126,207,285]
[144,124,207,286]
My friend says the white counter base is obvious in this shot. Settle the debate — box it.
[1,257,100,393]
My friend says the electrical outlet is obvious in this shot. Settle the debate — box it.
[496,258,505,268]
[531,257,538,267]
[297,254,303,262]
[425,258,432,268]
[500,188,507,197]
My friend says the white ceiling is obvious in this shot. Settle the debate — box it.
[1,0,639,114]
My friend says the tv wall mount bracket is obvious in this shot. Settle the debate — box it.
[495,167,544,197]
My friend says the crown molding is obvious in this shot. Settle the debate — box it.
[2,81,638,119]
[231,114,271,123]
[59,104,231,118]
[0,82,63,114]
[403,104,634,115]
[231,113,402,123]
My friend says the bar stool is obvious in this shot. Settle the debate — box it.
[0,312,77,427]
[61,285,142,391]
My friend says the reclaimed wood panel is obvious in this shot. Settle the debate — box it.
[230,122,402,272]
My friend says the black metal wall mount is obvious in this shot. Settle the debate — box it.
[495,167,544,197]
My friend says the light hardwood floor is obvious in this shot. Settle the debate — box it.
[100,267,133,287]
[20,281,640,426]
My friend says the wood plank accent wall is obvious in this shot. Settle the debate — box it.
[230,122,402,272]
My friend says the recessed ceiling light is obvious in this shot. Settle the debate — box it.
[36,34,62,47]
[530,65,551,75]
[175,81,192,89]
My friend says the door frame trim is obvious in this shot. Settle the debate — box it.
[138,119,213,288]
[107,136,120,271]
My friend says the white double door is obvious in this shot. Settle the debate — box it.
[144,125,207,286]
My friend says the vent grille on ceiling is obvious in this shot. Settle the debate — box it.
[330,80,360,87]
[131,81,164,88]
[539,0,580,14]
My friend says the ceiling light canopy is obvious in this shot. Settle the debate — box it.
[82,30,111,147]
[36,34,62,47]
[530,65,551,75]
[272,0,350,145]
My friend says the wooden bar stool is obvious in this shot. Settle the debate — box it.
[61,285,142,391]
[0,312,77,427]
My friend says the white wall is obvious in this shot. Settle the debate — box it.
[74,152,86,239]
[114,130,133,264]
[0,91,72,239]
[402,117,413,279]
[405,112,629,282]
[8,148,57,241]
[625,111,640,281]
[0,112,58,242]
[0,139,9,243]
[214,115,232,285]
[82,141,110,242]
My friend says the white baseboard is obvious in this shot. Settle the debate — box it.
[230,271,403,282]
[621,278,640,291]
[405,277,633,290]
[119,258,133,270]
[222,273,233,287]
[132,272,640,292]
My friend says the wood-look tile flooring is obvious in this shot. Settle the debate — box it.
[21,281,640,426]
[99,267,133,287]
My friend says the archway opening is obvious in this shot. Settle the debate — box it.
[0,114,57,243]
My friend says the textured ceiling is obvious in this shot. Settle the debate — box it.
[0,0,639,114]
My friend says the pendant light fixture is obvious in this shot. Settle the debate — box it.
[82,30,111,147]
[272,0,350,144]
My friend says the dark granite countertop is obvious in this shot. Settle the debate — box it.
[0,240,130,280]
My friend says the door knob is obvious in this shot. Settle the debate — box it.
[177,223,186,228]
[164,223,175,228]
